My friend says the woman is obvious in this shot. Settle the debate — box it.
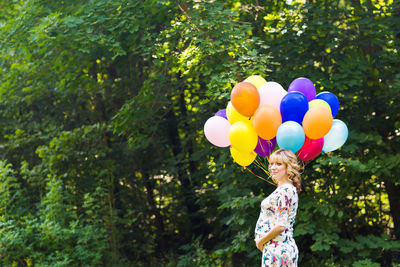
[254,149,301,266]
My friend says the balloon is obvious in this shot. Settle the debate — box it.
[280,91,309,124]
[215,109,227,120]
[254,137,276,157]
[308,99,332,114]
[244,75,267,89]
[226,101,251,124]
[229,121,258,152]
[316,92,340,117]
[252,105,282,140]
[203,116,231,147]
[302,106,333,139]
[297,137,324,161]
[322,119,348,152]
[276,121,305,153]
[258,81,287,112]
[231,82,260,117]
[288,77,316,101]
[230,147,257,167]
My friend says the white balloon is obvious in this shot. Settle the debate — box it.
[204,116,231,147]
[322,119,348,152]
[258,81,287,112]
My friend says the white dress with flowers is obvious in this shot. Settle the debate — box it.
[255,184,299,267]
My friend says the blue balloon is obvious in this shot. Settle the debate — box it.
[322,119,348,152]
[280,91,309,124]
[276,121,305,153]
[316,92,339,117]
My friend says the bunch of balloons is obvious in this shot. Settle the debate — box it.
[204,75,348,167]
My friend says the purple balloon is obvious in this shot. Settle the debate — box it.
[254,137,276,157]
[215,109,227,120]
[288,77,316,101]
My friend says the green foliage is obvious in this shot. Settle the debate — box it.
[352,258,380,267]
[0,0,400,266]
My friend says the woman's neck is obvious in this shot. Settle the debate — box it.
[278,177,293,187]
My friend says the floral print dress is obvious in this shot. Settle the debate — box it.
[255,184,299,267]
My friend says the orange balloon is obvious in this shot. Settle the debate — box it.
[302,106,333,139]
[231,82,260,117]
[253,105,282,140]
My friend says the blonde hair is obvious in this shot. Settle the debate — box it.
[269,149,302,193]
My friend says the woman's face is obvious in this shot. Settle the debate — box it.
[269,161,287,182]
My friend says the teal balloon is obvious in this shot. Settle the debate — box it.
[322,119,348,152]
[276,121,305,153]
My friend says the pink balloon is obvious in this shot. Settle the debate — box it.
[258,82,287,112]
[297,137,323,161]
[204,116,231,147]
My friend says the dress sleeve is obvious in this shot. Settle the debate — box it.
[275,187,293,228]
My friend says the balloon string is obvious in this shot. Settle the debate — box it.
[254,158,277,186]
[263,154,270,167]
[257,157,270,175]
[253,160,262,170]
[259,139,267,157]
[299,161,306,175]
[253,157,264,171]
[300,152,323,170]
[259,139,272,160]
[297,150,303,161]
[255,158,269,175]
[302,160,311,169]
[244,167,277,186]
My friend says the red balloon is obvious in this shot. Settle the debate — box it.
[297,137,324,161]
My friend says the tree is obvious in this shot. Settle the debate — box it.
[0,0,400,266]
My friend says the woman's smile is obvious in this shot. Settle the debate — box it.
[269,162,287,181]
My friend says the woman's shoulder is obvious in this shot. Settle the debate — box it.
[278,183,296,190]
[277,183,297,196]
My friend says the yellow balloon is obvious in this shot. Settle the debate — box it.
[230,147,256,167]
[229,121,258,152]
[244,75,267,89]
[308,99,332,113]
[226,101,252,125]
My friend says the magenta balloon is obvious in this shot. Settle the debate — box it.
[254,137,276,157]
[288,77,316,101]
[296,137,323,161]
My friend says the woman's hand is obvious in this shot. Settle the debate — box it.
[255,238,265,252]
[255,226,286,252]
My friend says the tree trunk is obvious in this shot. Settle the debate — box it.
[385,180,400,238]
[166,108,209,238]
[142,170,165,249]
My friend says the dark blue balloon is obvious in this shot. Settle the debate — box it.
[280,91,309,124]
[316,92,339,117]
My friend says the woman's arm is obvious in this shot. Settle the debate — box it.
[254,225,286,252]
